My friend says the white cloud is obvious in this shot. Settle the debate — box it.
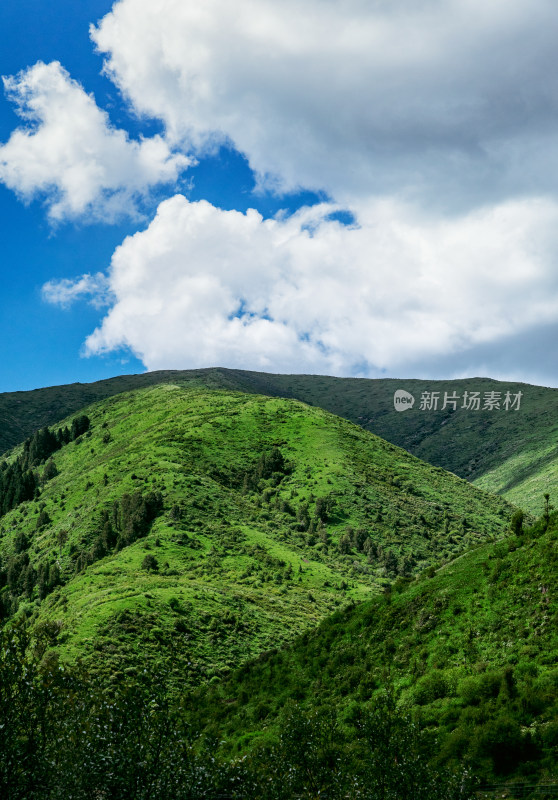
[91,0,558,206]
[74,194,558,376]
[16,0,558,383]
[42,272,111,309]
[0,61,190,222]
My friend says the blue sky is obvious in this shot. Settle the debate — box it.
[0,1,323,391]
[1,1,139,390]
[3,0,558,392]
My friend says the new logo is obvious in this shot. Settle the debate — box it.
[393,389,415,412]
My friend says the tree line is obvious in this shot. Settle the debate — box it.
[0,415,90,518]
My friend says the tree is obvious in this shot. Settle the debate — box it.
[43,458,58,482]
[142,554,159,572]
[36,509,51,529]
[353,690,475,800]
[353,528,368,551]
[315,496,329,522]
[57,529,68,556]
[24,426,59,467]
[71,414,90,441]
[383,549,398,577]
[13,531,29,554]
[510,509,524,536]
[254,703,346,799]
[399,553,414,577]
[543,493,552,530]
[297,502,310,532]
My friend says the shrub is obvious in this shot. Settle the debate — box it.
[141,554,158,572]
[475,714,527,775]
[43,459,58,482]
[413,670,452,705]
[458,671,503,706]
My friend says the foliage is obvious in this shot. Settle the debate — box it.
[191,512,558,786]
[0,620,474,800]
[0,384,514,685]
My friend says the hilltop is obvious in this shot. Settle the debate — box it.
[1,368,556,514]
[0,383,514,683]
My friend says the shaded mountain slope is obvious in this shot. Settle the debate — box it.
[193,512,558,785]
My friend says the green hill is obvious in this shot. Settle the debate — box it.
[192,511,558,786]
[0,383,514,684]
[250,373,558,517]
[1,369,557,514]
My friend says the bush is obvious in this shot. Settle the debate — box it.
[476,715,526,774]
[458,671,503,706]
[413,670,452,705]
[43,459,58,482]
[141,554,158,572]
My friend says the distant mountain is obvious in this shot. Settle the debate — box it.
[1,368,556,514]
[248,373,557,517]
[0,382,513,683]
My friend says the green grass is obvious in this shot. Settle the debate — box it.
[2,368,558,514]
[191,512,558,785]
[0,382,515,684]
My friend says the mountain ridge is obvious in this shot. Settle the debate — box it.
[1,368,556,514]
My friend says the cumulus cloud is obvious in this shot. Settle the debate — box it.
[69,194,558,377]
[16,0,558,383]
[91,0,558,207]
[0,61,189,221]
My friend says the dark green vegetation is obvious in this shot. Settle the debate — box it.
[1,368,557,513]
[0,414,90,517]
[0,383,513,685]
[192,511,558,788]
[1,378,556,796]
[1,620,474,800]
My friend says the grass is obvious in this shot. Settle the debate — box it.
[191,512,558,785]
[2,368,557,514]
[0,382,515,684]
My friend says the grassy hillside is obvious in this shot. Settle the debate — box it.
[1,369,557,515]
[0,368,225,456]
[193,511,558,786]
[0,383,514,684]
[251,373,558,517]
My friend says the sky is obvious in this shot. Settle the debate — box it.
[2,0,558,392]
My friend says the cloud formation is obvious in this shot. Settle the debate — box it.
[92,0,558,207]
[0,61,189,221]
[7,0,558,382]
[41,194,558,377]
[42,272,111,309]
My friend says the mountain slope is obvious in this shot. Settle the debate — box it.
[250,373,558,517]
[193,512,558,784]
[0,383,514,684]
[1,369,556,515]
